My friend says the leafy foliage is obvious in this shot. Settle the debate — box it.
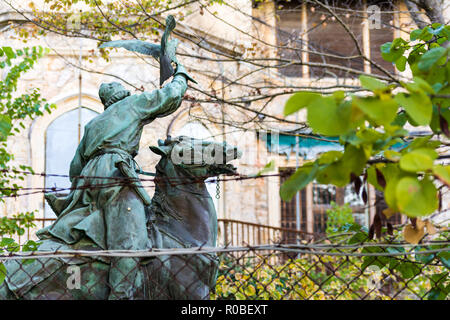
[212,228,449,300]
[0,46,54,198]
[0,46,53,283]
[325,202,354,235]
[0,211,36,237]
[211,251,448,300]
[22,0,224,63]
[282,24,449,238]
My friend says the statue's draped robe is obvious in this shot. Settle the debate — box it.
[26,73,188,299]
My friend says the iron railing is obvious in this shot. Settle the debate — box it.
[217,219,317,247]
[16,218,314,247]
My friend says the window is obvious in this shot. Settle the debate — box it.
[279,168,307,243]
[307,1,364,78]
[280,169,370,238]
[275,0,396,78]
[369,1,395,75]
[312,183,337,234]
[45,107,99,219]
[312,183,368,234]
[276,1,304,77]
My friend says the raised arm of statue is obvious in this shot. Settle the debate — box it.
[134,64,192,121]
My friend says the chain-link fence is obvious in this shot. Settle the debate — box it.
[0,230,448,300]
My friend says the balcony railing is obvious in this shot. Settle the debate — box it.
[217,218,318,247]
[11,217,317,247]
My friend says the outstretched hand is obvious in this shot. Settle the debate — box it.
[173,63,198,84]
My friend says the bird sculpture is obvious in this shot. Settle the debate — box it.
[99,15,181,86]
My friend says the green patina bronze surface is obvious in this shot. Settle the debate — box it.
[0,136,240,300]
[37,66,189,299]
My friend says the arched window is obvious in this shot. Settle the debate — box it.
[175,121,219,211]
[44,107,99,219]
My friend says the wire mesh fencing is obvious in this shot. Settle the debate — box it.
[0,231,448,300]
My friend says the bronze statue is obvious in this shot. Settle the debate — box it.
[0,136,241,299]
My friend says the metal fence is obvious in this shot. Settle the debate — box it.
[1,230,448,300]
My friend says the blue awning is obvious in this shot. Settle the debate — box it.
[260,130,420,161]
[260,132,343,160]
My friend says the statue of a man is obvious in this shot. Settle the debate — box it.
[37,64,194,299]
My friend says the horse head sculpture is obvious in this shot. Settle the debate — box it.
[150,135,241,179]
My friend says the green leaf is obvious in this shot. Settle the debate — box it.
[395,56,407,72]
[380,165,404,210]
[417,27,433,41]
[381,39,406,62]
[347,230,369,244]
[393,261,421,279]
[362,246,389,270]
[443,25,450,39]
[429,24,444,36]
[2,46,16,60]
[384,150,401,162]
[22,240,40,252]
[354,97,398,126]
[307,97,353,136]
[411,76,435,94]
[317,151,343,165]
[391,111,407,127]
[0,238,15,247]
[368,164,385,191]
[437,251,450,269]
[410,29,422,41]
[399,148,438,172]
[235,292,246,300]
[256,160,275,176]
[0,115,12,141]
[396,176,438,217]
[414,246,435,264]
[431,104,450,134]
[280,163,318,201]
[244,284,256,296]
[405,135,432,151]
[332,90,345,102]
[394,92,432,125]
[359,75,387,91]
[317,145,367,186]
[433,165,450,186]
[418,47,447,71]
[427,288,448,300]
[284,92,320,116]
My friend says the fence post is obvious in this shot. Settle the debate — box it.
[224,220,228,246]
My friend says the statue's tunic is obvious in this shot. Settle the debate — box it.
[37,73,187,251]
